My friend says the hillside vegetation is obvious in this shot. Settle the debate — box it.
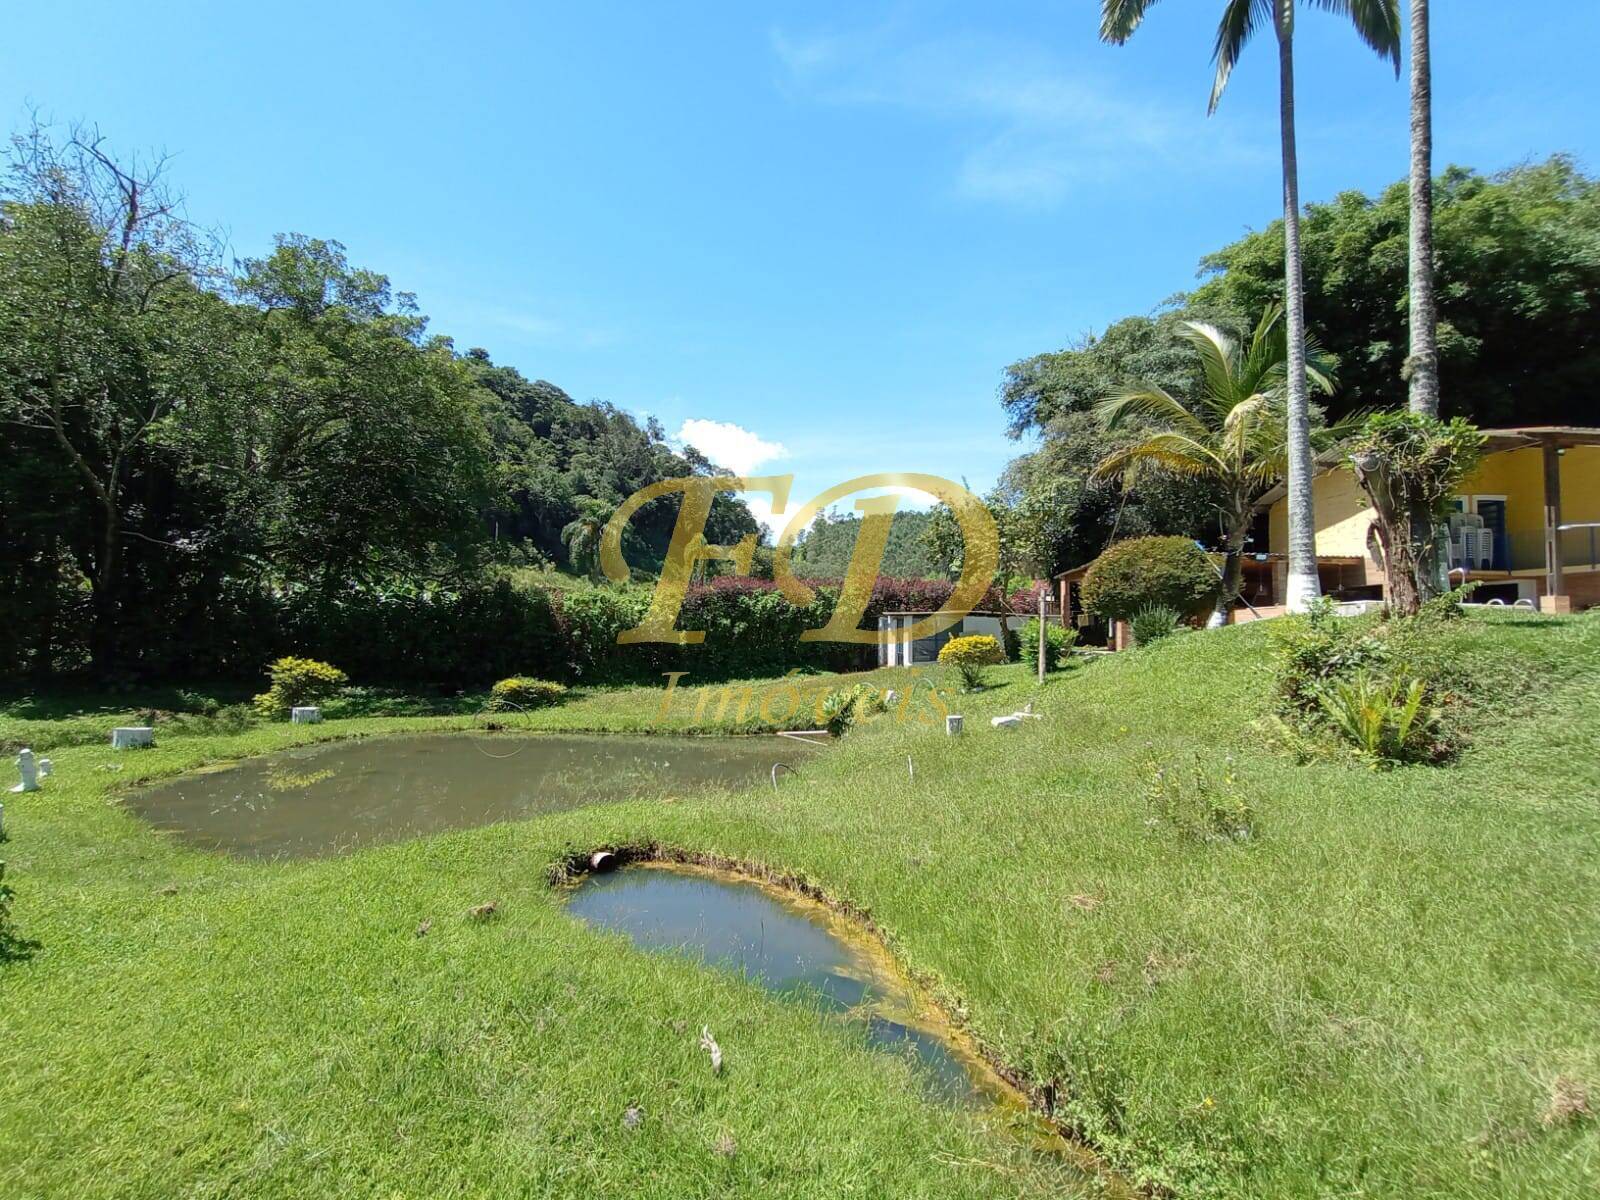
[1,611,1597,1197]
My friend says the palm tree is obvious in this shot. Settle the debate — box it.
[561,496,613,579]
[1406,0,1439,417]
[1090,306,1337,626]
[1100,0,1401,612]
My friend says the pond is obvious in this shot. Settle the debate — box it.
[566,863,1004,1107]
[126,734,777,860]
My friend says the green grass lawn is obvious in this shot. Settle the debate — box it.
[2,614,1598,1197]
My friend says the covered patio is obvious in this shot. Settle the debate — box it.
[1475,426,1600,613]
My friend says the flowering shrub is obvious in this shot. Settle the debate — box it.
[488,677,568,710]
[938,634,1005,690]
[252,656,348,718]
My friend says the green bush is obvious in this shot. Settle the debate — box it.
[1269,600,1390,713]
[1080,536,1217,622]
[938,634,1005,690]
[1312,673,1438,764]
[1129,604,1182,647]
[819,683,887,737]
[252,656,348,719]
[1019,619,1079,671]
[488,676,569,711]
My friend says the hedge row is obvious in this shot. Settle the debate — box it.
[11,575,1022,687]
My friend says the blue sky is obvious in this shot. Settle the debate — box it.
[6,1,1596,533]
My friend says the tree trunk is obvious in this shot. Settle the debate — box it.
[88,494,123,675]
[1277,2,1321,613]
[1208,513,1250,629]
[1350,449,1436,617]
[1406,0,1440,417]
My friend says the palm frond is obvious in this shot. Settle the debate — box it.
[1302,330,1338,395]
[1179,321,1241,416]
[1092,432,1225,485]
[1094,385,1209,441]
[1100,0,1164,44]
[1310,0,1402,72]
[1210,0,1273,113]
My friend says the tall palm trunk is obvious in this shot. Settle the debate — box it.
[1407,0,1439,417]
[1277,0,1321,612]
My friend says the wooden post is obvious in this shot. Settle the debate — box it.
[1037,586,1047,683]
[1543,438,1565,604]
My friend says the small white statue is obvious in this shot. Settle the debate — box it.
[12,748,51,793]
[991,714,1023,730]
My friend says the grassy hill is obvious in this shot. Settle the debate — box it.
[2,612,1597,1197]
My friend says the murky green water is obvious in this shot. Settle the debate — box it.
[126,734,775,860]
[566,865,990,1106]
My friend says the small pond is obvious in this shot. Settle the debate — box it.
[566,864,1002,1107]
[127,734,776,860]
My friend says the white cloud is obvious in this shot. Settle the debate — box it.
[771,24,1267,207]
[673,418,789,476]
[671,418,792,537]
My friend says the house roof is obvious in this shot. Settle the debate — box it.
[1480,425,1600,450]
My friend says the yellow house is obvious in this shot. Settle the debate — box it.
[1263,427,1600,612]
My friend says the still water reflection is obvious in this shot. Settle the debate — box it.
[127,734,774,860]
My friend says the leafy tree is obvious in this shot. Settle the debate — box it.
[790,508,940,580]
[470,352,759,574]
[1347,411,1484,615]
[1092,307,1338,625]
[191,235,496,589]
[994,411,1224,578]
[1000,301,1244,437]
[1195,158,1600,427]
[1101,0,1402,613]
[0,125,234,670]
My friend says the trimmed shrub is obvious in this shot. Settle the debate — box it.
[1129,604,1182,647]
[1019,618,1078,671]
[1080,536,1217,623]
[252,656,348,718]
[488,676,568,711]
[938,634,1005,690]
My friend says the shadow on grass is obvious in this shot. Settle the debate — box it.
[0,930,42,965]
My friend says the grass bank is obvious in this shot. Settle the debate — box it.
[2,613,1597,1197]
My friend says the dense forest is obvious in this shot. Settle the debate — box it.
[788,508,940,580]
[0,127,757,677]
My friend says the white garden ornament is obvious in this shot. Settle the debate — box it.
[111,726,155,750]
[11,748,52,793]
